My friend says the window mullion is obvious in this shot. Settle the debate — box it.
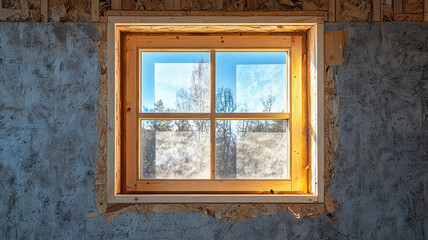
[210,49,216,180]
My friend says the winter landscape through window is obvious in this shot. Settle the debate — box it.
[139,51,289,181]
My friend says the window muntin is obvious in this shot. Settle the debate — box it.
[121,33,306,194]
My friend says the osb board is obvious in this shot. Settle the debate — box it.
[104,10,328,19]
[336,0,371,21]
[49,0,91,22]
[394,13,423,21]
[0,0,40,21]
[405,0,423,13]
[383,0,394,21]
[131,0,329,11]
[92,22,339,222]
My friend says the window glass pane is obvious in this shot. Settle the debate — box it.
[215,120,288,179]
[216,52,287,113]
[141,52,210,113]
[140,120,210,179]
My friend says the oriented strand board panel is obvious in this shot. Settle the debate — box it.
[405,0,423,13]
[324,30,349,66]
[336,0,371,21]
[131,0,328,11]
[394,13,424,21]
[49,0,92,22]
[383,0,394,21]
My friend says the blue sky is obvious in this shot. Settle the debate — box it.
[141,51,287,113]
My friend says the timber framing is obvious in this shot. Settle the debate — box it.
[107,16,324,203]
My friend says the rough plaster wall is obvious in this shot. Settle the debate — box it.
[0,22,427,239]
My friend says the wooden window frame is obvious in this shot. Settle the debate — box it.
[107,16,324,203]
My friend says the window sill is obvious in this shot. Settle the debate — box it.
[108,194,320,203]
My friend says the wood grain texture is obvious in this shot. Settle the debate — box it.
[425,0,428,21]
[111,0,122,9]
[41,0,48,22]
[122,0,136,9]
[290,35,307,192]
[394,0,404,13]
[324,30,349,66]
[394,13,423,20]
[136,180,293,193]
[336,0,371,21]
[181,0,192,9]
[247,0,257,10]
[165,0,174,10]
[122,35,138,192]
[328,0,336,21]
[373,0,382,21]
[91,0,100,22]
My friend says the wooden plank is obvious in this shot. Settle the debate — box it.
[133,35,292,49]
[135,180,293,193]
[108,16,324,25]
[165,0,174,10]
[324,30,349,66]
[213,0,223,9]
[107,23,120,201]
[425,0,428,22]
[122,0,135,9]
[181,0,192,10]
[116,25,312,33]
[173,0,181,10]
[290,35,307,193]
[122,35,138,192]
[210,50,216,180]
[111,0,121,9]
[41,0,48,22]
[247,0,257,10]
[328,0,336,22]
[373,0,382,21]
[139,113,210,120]
[216,113,290,120]
[109,194,318,203]
[91,0,100,22]
[394,0,404,13]
[316,20,325,202]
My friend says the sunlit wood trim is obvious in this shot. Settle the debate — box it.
[132,180,292,193]
[109,194,318,203]
[210,50,216,180]
[138,113,210,120]
[138,48,290,52]
[215,113,290,120]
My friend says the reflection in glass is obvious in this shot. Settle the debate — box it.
[140,120,210,179]
[141,52,210,113]
[216,52,287,113]
[215,120,288,179]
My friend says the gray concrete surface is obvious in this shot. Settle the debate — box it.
[0,22,427,239]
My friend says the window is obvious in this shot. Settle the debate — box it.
[107,17,324,203]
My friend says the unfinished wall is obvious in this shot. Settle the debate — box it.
[0,0,426,22]
[0,22,427,238]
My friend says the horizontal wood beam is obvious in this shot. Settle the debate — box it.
[215,113,290,120]
[138,113,290,120]
[133,180,292,193]
[139,113,210,120]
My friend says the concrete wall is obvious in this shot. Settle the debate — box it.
[1,22,427,239]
